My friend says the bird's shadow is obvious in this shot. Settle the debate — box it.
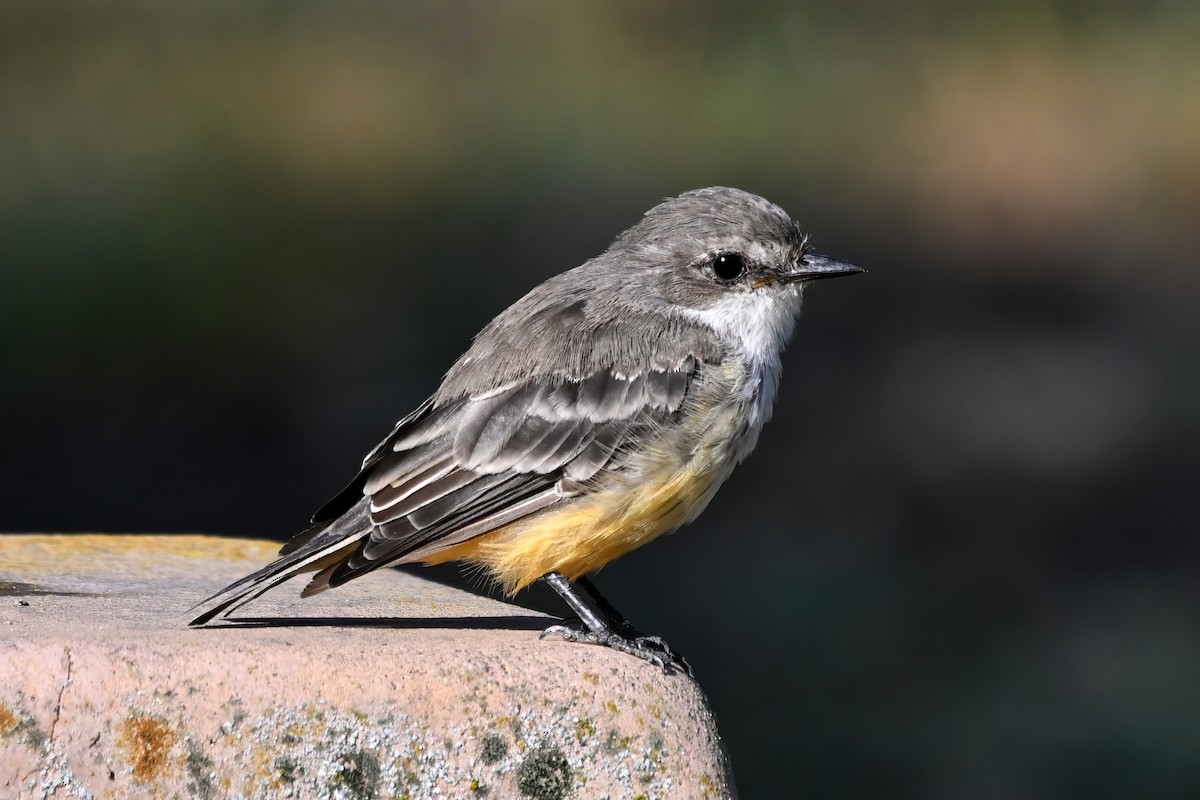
[200,614,554,631]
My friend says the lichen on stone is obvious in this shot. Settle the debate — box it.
[516,745,573,800]
[118,712,177,783]
[479,733,508,765]
[329,748,381,799]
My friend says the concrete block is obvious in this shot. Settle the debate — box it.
[0,534,735,799]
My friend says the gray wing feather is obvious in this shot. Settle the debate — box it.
[645,360,693,409]
[368,455,456,511]
[375,466,482,519]
[576,372,617,417]
[403,472,513,529]
[564,419,631,482]
[349,474,548,570]
[459,386,540,467]
[511,418,589,473]
[398,489,562,561]
[326,358,701,587]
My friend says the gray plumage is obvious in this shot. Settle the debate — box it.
[188,187,860,626]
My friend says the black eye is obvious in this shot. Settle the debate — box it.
[711,252,746,281]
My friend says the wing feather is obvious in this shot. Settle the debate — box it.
[339,360,699,580]
[368,455,456,511]
[511,418,588,473]
[375,466,483,519]
[343,474,552,578]
[563,419,631,482]
[404,471,512,529]
[645,358,693,409]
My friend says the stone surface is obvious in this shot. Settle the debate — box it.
[0,534,735,799]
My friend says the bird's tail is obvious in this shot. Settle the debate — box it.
[186,497,371,626]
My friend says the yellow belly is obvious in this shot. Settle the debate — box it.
[421,461,722,594]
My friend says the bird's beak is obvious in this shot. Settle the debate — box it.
[779,253,865,284]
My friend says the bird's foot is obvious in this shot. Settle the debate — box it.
[540,620,693,677]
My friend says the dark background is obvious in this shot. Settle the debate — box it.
[3,2,1198,798]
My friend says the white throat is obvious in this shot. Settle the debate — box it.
[679,286,802,428]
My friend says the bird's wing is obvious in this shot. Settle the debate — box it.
[317,355,701,589]
[187,356,701,625]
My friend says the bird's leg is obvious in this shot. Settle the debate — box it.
[572,576,687,670]
[571,575,637,634]
[538,572,692,676]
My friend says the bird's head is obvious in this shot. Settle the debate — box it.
[604,186,863,355]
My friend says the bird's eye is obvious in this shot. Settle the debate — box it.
[710,252,747,282]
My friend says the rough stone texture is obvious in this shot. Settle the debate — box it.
[0,534,735,799]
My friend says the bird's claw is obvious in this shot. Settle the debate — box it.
[541,620,693,677]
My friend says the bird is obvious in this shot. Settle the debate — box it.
[188,186,863,674]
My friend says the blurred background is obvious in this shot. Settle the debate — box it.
[3,1,1198,797]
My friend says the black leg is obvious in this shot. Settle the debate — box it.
[538,572,692,677]
[541,572,611,635]
[572,575,635,633]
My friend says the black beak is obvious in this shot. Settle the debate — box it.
[780,253,865,284]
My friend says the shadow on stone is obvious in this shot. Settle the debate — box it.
[202,614,553,631]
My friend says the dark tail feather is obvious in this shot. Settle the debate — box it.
[187,497,371,626]
[187,571,300,626]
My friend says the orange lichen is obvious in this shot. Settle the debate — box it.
[0,704,18,736]
[119,713,178,783]
[0,534,280,576]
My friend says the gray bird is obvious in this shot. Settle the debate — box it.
[189,187,862,674]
